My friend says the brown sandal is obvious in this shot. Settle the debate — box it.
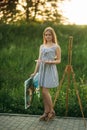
[47,111,55,121]
[39,112,49,121]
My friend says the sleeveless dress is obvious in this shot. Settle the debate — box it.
[38,44,59,88]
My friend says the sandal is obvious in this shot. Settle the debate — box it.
[47,111,55,121]
[39,112,49,121]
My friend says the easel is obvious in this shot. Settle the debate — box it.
[53,36,86,127]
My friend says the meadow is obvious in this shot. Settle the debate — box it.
[0,23,87,117]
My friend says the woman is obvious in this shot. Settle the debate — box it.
[31,27,61,121]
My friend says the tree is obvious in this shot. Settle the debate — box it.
[21,0,65,23]
[0,0,19,23]
[0,0,66,24]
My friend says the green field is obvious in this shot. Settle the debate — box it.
[0,23,87,117]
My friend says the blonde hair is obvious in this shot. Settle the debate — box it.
[43,27,58,44]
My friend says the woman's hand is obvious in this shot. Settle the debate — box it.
[30,73,35,77]
[35,59,42,63]
[44,60,53,64]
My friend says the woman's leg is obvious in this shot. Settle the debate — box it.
[39,87,55,120]
[39,87,50,120]
[42,87,54,113]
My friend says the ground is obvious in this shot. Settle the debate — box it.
[0,113,86,130]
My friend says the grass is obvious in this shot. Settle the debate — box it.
[0,23,87,116]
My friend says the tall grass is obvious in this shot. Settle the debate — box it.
[0,23,87,117]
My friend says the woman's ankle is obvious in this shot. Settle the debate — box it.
[49,109,55,115]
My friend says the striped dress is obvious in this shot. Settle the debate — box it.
[38,44,59,88]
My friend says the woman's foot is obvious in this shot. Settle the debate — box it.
[39,112,49,121]
[47,111,55,121]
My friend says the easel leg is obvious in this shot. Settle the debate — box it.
[72,69,86,127]
[65,71,71,116]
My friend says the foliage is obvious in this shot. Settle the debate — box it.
[0,0,19,23]
[0,0,65,24]
[0,23,87,117]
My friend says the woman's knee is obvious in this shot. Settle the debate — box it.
[42,87,49,95]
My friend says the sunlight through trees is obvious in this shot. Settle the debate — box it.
[0,0,65,24]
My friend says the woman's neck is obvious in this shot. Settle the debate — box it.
[46,42,53,45]
[44,42,54,47]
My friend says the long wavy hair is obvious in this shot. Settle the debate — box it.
[43,27,58,44]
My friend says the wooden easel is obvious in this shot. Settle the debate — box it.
[53,36,86,127]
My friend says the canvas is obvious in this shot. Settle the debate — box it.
[24,73,40,109]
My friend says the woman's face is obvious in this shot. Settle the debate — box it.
[44,30,52,43]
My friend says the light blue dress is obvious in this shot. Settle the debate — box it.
[38,44,59,88]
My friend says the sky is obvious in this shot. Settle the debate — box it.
[18,0,87,25]
[59,0,87,25]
